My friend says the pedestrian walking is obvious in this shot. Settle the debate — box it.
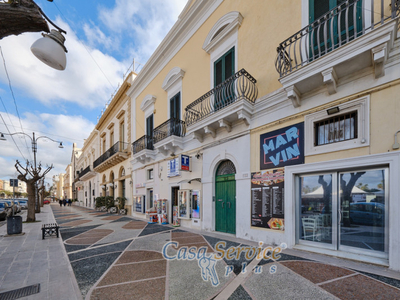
[68,199,72,206]
[63,199,67,206]
[59,199,62,207]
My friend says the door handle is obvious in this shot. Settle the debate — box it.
[338,209,342,223]
[228,202,231,208]
[218,199,224,208]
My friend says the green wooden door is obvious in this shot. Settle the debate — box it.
[215,174,236,234]
[214,47,235,111]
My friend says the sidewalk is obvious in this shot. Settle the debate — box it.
[2,204,400,299]
[0,204,82,300]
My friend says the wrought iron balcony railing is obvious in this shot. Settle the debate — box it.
[79,165,91,178]
[184,68,258,126]
[153,118,186,144]
[275,0,400,77]
[132,135,154,155]
[93,141,129,169]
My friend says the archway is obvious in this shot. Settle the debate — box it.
[215,160,236,234]
[89,181,92,207]
[119,167,126,199]
[110,171,115,199]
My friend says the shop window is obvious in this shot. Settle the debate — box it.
[305,96,369,156]
[314,111,357,146]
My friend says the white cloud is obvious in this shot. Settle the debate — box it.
[0,19,126,109]
[95,0,187,63]
[0,111,94,183]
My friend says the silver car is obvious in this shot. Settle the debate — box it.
[16,200,28,210]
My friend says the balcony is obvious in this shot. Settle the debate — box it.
[275,0,400,107]
[93,141,130,173]
[184,68,258,141]
[131,135,156,163]
[79,165,97,181]
[153,118,186,156]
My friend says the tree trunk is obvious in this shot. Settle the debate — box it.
[26,181,36,222]
[40,188,44,207]
[0,0,49,39]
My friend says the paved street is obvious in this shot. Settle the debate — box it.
[1,203,400,299]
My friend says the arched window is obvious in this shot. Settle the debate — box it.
[216,160,236,176]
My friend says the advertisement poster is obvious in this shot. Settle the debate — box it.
[251,169,285,230]
[260,122,304,170]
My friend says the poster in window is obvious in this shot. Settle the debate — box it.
[251,169,284,230]
[260,122,304,170]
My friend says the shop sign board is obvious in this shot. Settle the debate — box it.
[260,122,304,170]
[168,158,180,177]
[181,155,190,171]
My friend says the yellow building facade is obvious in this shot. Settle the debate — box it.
[75,0,400,271]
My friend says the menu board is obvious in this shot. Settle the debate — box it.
[251,169,285,230]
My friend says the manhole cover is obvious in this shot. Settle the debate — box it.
[0,284,40,300]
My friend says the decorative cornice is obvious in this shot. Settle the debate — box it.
[107,122,115,130]
[140,95,157,112]
[162,67,185,91]
[116,110,126,120]
[203,11,243,53]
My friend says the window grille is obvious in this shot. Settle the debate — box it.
[314,111,357,146]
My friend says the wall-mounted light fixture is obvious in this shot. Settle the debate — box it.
[393,130,400,149]
[327,106,340,115]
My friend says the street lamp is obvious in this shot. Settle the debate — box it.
[30,2,68,70]
[0,131,63,168]
[0,131,63,210]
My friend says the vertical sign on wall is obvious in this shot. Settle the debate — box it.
[181,155,190,171]
[167,158,180,177]
[251,169,285,230]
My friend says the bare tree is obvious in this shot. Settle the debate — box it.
[15,160,52,222]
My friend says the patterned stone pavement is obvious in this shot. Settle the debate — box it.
[51,205,400,300]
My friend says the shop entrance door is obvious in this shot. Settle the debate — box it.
[298,168,388,257]
[215,160,236,234]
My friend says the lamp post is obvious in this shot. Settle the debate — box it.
[0,0,68,70]
[0,131,63,211]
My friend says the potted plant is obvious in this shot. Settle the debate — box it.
[116,197,127,215]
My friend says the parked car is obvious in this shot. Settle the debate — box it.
[15,200,28,210]
[0,202,12,220]
[350,202,384,226]
[43,199,50,204]
[0,200,19,214]
[11,199,22,213]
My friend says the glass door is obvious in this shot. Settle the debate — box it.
[298,173,337,249]
[297,167,388,258]
[339,168,388,256]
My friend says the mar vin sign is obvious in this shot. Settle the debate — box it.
[260,123,304,170]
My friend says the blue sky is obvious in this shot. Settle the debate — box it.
[0,0,187,183]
